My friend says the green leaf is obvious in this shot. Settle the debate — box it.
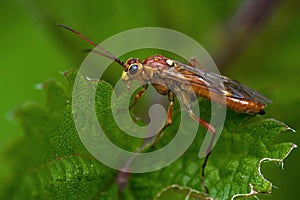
[0,70,296,200]
[128,114,296,200]
[1,73,117,199]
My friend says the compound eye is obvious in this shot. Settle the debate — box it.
[129,64,139,75]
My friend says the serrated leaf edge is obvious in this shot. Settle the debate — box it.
[231,143,297,200]
[154,184,213,200]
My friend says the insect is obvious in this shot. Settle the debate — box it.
[57,24,272,193]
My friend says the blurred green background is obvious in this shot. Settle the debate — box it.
[0,0,299,199]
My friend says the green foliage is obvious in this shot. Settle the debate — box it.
[1,1,300,199]
[0,70,295,199]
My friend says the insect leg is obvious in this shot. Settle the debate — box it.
[150,91,175,145]
[189,57,205,70]
[129,84,148,109]
[166,92,175,125]
[187,106,216,194]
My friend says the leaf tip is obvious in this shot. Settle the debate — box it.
[155,184,212,200]
[231,183,260,200]
[292,143,297,149]
[286,126,296,133]
[86,76,101,82]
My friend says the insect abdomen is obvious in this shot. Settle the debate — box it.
[225,97,266,114]
[192,86,266,114]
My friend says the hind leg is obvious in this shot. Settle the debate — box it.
[187,105,216,194]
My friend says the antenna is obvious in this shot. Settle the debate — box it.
[57,24,125,68]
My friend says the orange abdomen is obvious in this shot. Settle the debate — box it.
[192,85,266,114]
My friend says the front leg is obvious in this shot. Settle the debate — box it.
[117,84,148,115]
[129,84,148,109]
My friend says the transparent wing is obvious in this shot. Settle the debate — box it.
[158,61,272,104]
